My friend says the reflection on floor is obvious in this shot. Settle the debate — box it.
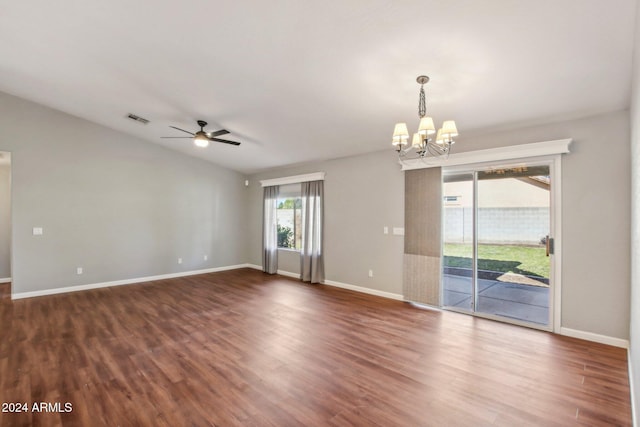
[443,274,549,325]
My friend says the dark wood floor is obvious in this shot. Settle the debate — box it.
[0,269,632,426]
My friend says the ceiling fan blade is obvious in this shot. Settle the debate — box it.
[210,137,241,146]
[161,137,193,139]
[208,129,230,137]
[169,126,195,136]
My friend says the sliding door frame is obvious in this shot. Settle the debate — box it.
[441,154,562,333]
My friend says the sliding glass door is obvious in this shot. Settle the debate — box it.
[442,172,474,311]
[442,162,553,328]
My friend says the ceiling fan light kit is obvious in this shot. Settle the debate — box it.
[161,120,240,148]
[193,136,210,148]
[393,75,459,160]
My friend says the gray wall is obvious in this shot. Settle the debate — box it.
[248,110,631,340]
[0,163,10,278]
[629,1,640,423]
[464,111,630,339]
[248,150,405,295]
[277,249,301,275]
[0,91,248,294]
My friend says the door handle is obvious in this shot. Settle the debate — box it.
[545,235,550,257]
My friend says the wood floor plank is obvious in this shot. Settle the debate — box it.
[0,272,632,426]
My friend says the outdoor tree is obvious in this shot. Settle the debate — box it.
[278,198,302,209]
[277,224,294,248]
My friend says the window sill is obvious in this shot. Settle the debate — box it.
[278,248,300,253]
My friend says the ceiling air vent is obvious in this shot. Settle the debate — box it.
[126,113,150,124]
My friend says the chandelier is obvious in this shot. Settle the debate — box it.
[392,75,459,159]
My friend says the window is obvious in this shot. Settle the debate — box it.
[276,184,302,250]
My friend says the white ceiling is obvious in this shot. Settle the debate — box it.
[0,0,636,173]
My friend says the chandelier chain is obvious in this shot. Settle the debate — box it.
[418,84,426,118]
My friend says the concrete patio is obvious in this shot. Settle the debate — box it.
[443,274,549,325]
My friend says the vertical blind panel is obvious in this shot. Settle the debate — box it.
[405,168,442,257]
[403,168,442,306]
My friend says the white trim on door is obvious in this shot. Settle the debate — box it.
[551,155,562,333]
[441,155,562,332]
[401,139,571,171]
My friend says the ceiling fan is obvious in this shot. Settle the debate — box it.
[161,120,240,148]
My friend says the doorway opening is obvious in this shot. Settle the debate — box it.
[0,151,11,298]
[442,159,557,330]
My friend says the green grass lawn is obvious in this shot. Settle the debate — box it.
[444,243,550,278]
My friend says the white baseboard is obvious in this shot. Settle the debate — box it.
[0,277,11,284]
[323,279,404,301]
[246,264,297,278]
[559,327,629,349]
[277,269,299,279]
[246,264,299,279]
[11,264,250,300]
[246,264,403,301]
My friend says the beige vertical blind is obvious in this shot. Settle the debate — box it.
[403,167,442,306]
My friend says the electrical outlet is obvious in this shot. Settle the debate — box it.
[383,226,389,234]
[178,258,182,264]
[76,267,83,275]
[204,255,208,261]
[368,269,373,278]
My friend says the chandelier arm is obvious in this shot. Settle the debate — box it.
[397,151,414,167]
[426,141,448,157]
[426,143,440,157]
[397,145,412,157]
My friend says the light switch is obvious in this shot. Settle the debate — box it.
[33,227,43,236]
[393,227,405,236]
[383,226,389,234]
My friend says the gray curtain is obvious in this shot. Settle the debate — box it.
[300,180,324,283]
[262,185,279,274]
[403,167,442,306]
